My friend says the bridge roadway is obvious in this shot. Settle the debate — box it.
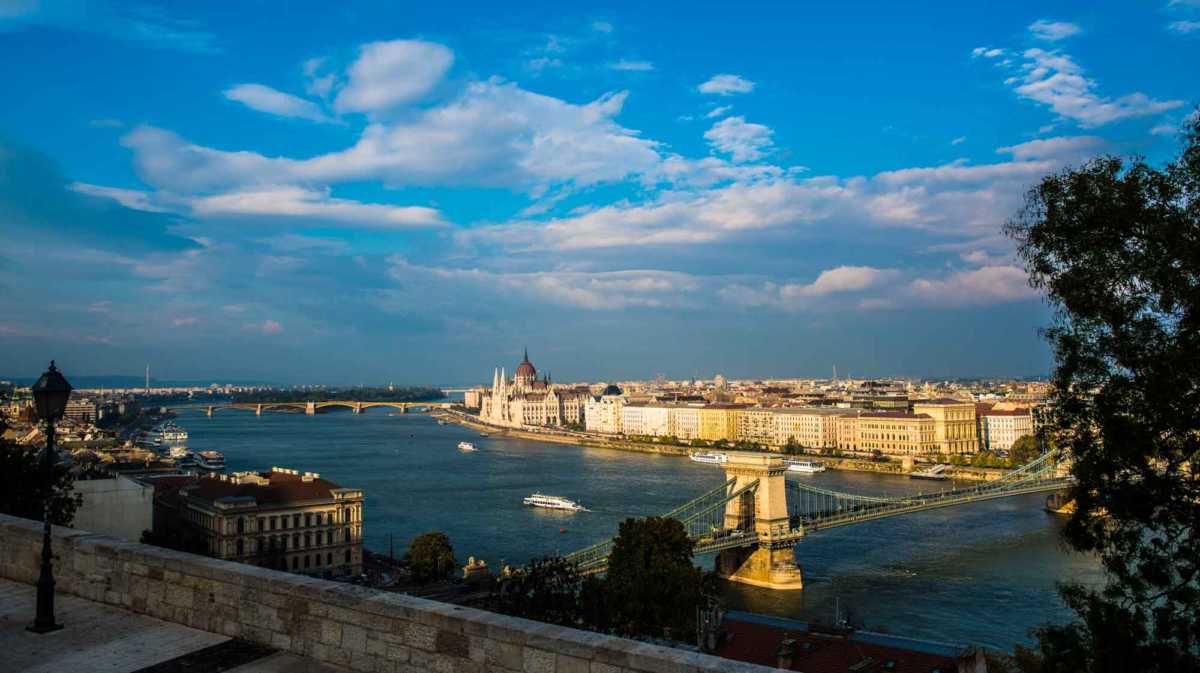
[195,400,455,416]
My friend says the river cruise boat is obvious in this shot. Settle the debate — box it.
[523,493,588,511]
[457,441,478,452]
[689,451,728,465]
[195,451,226,471]
[783,459,826,474]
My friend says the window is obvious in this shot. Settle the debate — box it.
[293,514,301,528]
[304,555,310,568]
[305,513,312,527]
[344,549,351,564]
[293,533,300,548]
[292,556,298,570]
[270,516,277,531]
[326,552,332,566]
[237,518,245,534]
[316,513,323,526]
[236,539,244,555]
[305,532,311,548]
[316,531,323,545]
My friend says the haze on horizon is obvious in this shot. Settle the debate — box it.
[2,1,1197,385]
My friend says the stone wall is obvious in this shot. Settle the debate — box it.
[0,514,767,673]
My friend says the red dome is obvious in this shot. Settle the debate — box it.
[515,349,537,380]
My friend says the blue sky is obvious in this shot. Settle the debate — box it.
[1,1,1197,385]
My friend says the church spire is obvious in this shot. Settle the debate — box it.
[523,345,529,363]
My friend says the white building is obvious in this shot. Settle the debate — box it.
[479,350,588,429]
[980,409,1035,452]
[584,385,626,434]
[621,404,670,437]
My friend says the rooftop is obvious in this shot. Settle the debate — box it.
[157,468,358,507]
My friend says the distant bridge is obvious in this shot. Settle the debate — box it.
[194,401,455,416]
[564,450,1070,590]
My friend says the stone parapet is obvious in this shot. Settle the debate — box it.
[0,513,770,673]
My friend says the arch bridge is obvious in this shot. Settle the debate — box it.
[197,401,454,416]
[564,450,1070,590]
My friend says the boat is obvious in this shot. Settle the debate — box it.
[437,420,447,425]
[783,459,826,474]
[479,433,490,438]
[457,441,478,452]
[911,464,950,481]
[195,451,226,471]
[523,493,588,512]
[689,451,728,465]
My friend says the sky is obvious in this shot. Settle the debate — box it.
[1,1,1198,385]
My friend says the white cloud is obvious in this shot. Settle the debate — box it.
[223,83,333,123]
[706,105,732,119]
[971,47,1005,58]
[996,135,1105,160]
[124,80,663,196]
[991,48,1182,127]
[1029,20,1081,41]
[171,317,199,327]
[704,116,774,162]
[1168,20,1200,34]
[608,60,654,71]
[783,266,897,298]
[907,266,1036,306]
[333,40,453,114]
[698,74,755,95]
[1151,123,1178,136]
[189,186,445,228]
[70,182,171,212]
[951,136,967,145]
[592,20,613,33]
[243,319,284,335]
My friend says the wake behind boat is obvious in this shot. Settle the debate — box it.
[523,493,588,512]
[458,441,478,452]
[689,451,728,465]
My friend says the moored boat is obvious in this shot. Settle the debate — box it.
[458,441,478,452]
[783,458,826,474]
[689,451,728,465]
[195,450,226,471]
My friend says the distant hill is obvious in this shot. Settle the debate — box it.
[0,375,277,388]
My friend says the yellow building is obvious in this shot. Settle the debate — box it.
[699,404,745,441]
[735,408,778,446]
[912,399,978,454]
[856,412,937,456]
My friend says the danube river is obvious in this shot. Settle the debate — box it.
[173,405,1100,650]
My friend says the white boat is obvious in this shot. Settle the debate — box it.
[689,451,728,465]
[457,441,478,452]
[523,493,588,512]
[195,450,226,470]
[784,459,826,474]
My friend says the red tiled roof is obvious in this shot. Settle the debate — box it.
[713,612,969,673]
[169,471,352,506]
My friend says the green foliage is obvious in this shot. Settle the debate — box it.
[405,531,458,583]
[0,419,81,526]
[783,437,801,454]
[689,438,709,448]
[492,557,586,627]
[1009,435,1042,466]
[1002,110,1200,672]
[604,516,707,638]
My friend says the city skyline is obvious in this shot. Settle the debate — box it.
[2,2,1198,383]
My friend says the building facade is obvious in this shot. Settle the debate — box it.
[855,412,937,456]
[583,385,626,434]
[151,468,364,577]
[912,400,978,455]
[980,409,1035,452]
[479,350,588,429]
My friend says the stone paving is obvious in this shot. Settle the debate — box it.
[0,579,345,673]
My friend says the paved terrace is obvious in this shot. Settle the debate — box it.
[0,514,770,673]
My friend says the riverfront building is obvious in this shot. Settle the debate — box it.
[150,468,364,577]
[474,349,589,429]
[912,399,978,454]
[853,412,938,455]
[978,407,1035,452]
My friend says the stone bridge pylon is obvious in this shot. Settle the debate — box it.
[714,453,805,590]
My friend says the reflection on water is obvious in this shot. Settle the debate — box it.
[175,406,1100,650]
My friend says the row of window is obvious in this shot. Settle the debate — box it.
[236,506,361,534]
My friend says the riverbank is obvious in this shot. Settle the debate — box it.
[435,409,1005,481]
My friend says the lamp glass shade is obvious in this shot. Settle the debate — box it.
[32,361,72,421]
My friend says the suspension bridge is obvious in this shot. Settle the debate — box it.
[564,450,1070,590]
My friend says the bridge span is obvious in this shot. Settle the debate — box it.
[565,449,1070,590]
[195,401,454,416]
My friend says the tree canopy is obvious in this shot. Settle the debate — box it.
[1008,435,1042,466]
[1003,112,1200,672]
[603,516,707,638]
[404,531,458,583]
[0,419,80,526]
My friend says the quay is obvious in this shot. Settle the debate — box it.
[434,409,1008,482]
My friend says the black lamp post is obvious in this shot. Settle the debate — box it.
[27,360,72,634]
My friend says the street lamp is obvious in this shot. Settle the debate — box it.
[28,360,72,634]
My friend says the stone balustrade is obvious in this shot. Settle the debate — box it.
[0,514,767,673]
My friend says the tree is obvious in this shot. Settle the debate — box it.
[603,516,707,638]
[0,419,81,526]
[405,531,458,583]
[493,556,584,627]
[1003,111,1200,673]
[1009,435,1042,466]
[783,436,801,454]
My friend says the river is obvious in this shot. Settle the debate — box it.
[171,405,1101,651]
